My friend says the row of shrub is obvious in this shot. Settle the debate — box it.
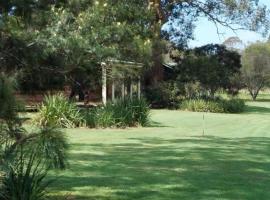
[179,98,245,113]
[35,94,150,128]
[35,93,245,129]
[144,81,247,111]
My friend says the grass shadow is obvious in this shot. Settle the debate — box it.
[48,136,270,200]
[253,99,270,102]
[244,105,270,114]
[147,120,171,128]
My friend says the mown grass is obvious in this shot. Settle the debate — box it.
[48,93,270,200]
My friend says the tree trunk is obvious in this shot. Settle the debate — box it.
[249,89,259,101]
[147,0,166,84]
[150,40,164,83]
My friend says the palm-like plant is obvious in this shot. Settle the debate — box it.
[0,74,68,200]
[1,148,49,200]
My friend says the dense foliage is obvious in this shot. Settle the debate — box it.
[83,98,150,128]
[144,81,180,109]
[0,75,68,199]
[1,0,269,93]
[0,0,154,93]
[36,94,84,128]
[173,44,242,97]
[242,42,270,100]
[35,94,150,128]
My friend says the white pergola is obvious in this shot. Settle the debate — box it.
[101,60,143,104]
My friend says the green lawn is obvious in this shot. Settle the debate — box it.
[49,97,270,200]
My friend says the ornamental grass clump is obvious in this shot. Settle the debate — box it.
[0,149,49,200]
[36,94,84,128]
[83,98,150,128]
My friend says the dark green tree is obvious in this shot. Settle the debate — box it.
[1,0,154,94]
[1,0,270,93]
[174,44,242,97]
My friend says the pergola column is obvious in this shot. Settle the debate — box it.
[101,62,107,105]
[121,82,125,99]
[112,80,115,102]
[130,81,133,99]
[138,77,141,99]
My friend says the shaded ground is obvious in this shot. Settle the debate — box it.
[48,98,270,200]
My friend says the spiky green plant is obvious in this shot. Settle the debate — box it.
[0,74,68,200]
[83,98,150,128]
[0,147,49,200]
[36,94,84,128]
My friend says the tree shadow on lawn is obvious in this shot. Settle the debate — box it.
[147,120,171,128]
[244,105,270,114]
[48,136,270,200]
[254,99,270,102]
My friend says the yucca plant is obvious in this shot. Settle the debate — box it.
[36,94,84,128]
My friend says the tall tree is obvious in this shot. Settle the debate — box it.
[1,0,270,92]
[147,0,269,82]
[1,0,154,93]
[174,44,242,97]
[242,42,270,100]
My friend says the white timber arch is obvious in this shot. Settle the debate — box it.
[101,60,143,105]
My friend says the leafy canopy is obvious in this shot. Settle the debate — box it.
[173,44,242,96]
[160,0,270,47]
[242,42,270,100]
[0,0,270,91]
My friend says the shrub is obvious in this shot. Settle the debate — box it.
[222,98,245,113]
[36,94,84,128]
[180,99,224,113]
[184,82,203,99]
[179,98,245,113]
[83,98,150,128]
[144,81,180,108]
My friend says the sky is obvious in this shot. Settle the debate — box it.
[189,0,270,47]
